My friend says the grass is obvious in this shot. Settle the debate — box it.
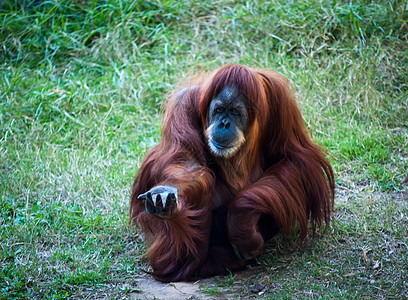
[0,0,407,298]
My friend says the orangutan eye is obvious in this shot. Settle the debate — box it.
[230,107,240,116]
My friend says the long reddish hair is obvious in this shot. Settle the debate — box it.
[130,64,335,282]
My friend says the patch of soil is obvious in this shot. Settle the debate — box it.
[130,265,266,299]
[131,273,209,299]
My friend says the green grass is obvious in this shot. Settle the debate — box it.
[1,0,407,298]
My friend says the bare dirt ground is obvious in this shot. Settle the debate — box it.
[130,266,265,299]
[131,274,209,299]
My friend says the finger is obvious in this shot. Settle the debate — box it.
[166,193,177,213]
[151,193,158,206]
[145,196,156,215]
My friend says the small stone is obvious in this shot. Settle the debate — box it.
[251,282,265,293]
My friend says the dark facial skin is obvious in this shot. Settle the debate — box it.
[206,86,248,158]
